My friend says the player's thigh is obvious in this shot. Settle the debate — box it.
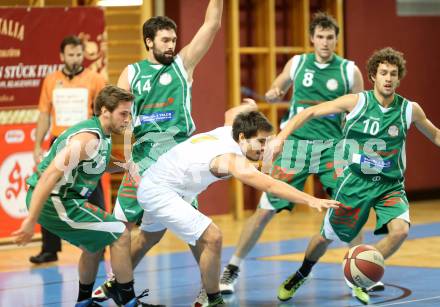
[137,176,211,246]
[38,196,125,253]
[323,170,373,242]
[373,184,410,235]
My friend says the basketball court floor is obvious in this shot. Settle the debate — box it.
[1,200,439,306]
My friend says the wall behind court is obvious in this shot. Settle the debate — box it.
[345,0,440,193]
[163,0,440,216]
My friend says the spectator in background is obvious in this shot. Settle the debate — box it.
[30,35,106,264]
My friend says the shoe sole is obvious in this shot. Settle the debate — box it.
[277,295,292,302]
[29,258,58,264]
[368,284,385,292]
[354,296,369,305]
[220,289,234,295]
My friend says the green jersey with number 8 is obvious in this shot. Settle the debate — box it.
[282,53,354,140]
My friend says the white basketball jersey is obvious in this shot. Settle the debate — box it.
[144,126,243,199]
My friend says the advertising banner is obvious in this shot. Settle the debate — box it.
[0,7,107,109]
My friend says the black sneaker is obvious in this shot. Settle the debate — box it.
[124,289,166,307]
[95,278,124,305]
[29,252,58,264]
[207,296,225,307]
[92,276,115,302]
[74,298,103,307]
[219,264,240,294]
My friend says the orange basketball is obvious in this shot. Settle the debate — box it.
[343,244,385,288]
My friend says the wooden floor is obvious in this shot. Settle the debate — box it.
[1,199,440,306]
[2,199,440,272]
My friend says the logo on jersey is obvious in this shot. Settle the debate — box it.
[159,73,172,85]
[140,111,175,123]
[388,125,399,137]
[326,78,338,91]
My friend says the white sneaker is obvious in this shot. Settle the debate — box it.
[367,281,385,292]
[191,288,208,307]
[219,264,240,294]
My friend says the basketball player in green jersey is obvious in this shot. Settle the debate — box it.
[92,0,224,304]
[276,47,440,305]
[220,12,365,295]
[12,87,159,307]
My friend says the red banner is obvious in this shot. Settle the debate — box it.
[0,7,106,109]
[0,124,51,238]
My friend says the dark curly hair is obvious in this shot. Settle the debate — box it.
[143,16,177,51]
[366,47,407,83]
[309,12,339,37]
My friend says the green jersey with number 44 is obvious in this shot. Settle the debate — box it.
[282,53,354,140]
[128,55,195,173]
[342,90,412,180]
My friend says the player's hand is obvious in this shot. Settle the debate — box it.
[12,217,36,246]
[242,98,257,106]
[307,198,340,212]
[265,87,285,102]
[260,136,284,173]
[33,146,43,164]
[126,160,141,184]
[266,136,284,159]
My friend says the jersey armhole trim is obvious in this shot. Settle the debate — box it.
[406,101,413,129]
[346,61,355,91]
[289,55,302,81]
[346,92,366,121]
[127,64,136,89]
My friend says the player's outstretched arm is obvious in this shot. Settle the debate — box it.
[265,58,294,102]
[213,153,339,212]
[179,0,223,73]
[12,132,100,246]
[412,102,440,147]
[277,94,358,143]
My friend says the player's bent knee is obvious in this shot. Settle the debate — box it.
[388,219,410,239]
[389,227,409,242]
[203,223,223,250]
[317,234,332,245]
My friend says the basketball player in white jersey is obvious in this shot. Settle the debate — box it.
[135,100,340,306]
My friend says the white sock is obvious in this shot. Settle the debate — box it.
[229,255,243,268]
